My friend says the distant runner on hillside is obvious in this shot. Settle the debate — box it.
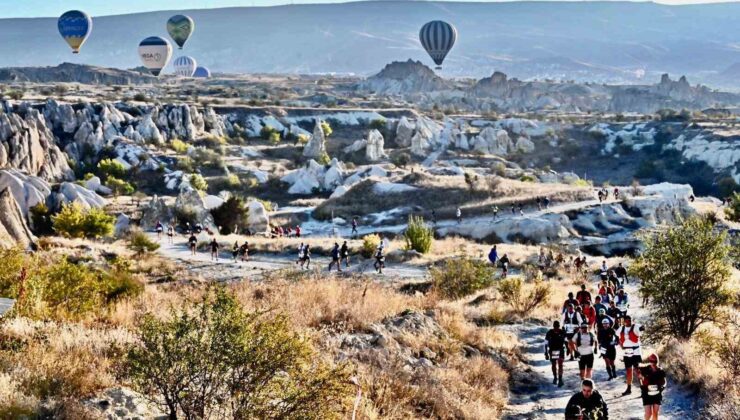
[456,207,462,224]
[351,217,358,237]
[188,233,198,256]
[209,238,220,261]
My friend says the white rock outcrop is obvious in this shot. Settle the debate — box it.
[247,200,270,234]
[395,116,415,147]
[365,129,387,161]
[302,119,326,159]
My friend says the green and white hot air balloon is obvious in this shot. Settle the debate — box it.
[167,15,194,49]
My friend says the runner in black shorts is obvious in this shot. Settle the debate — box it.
[544,320,567,387]
[639,353,667,420]
[575,323,597,380]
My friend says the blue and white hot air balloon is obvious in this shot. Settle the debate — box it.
[58,10,93,54]
[138,36,173,77]
[419,20,457,70]
[173,56,197,77]
[193,66,211,78]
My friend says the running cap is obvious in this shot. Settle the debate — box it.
[601,318,610,324]
[580,322,588,328]
[598,309,606,315]
[648,353,659,364]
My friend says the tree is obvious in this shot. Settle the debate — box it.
[633,216,733,340]
[210,196,249,235]
[725,192,740,222]
[127,289,350,420]
[52,203,115,239]
[189,173,208,191]
[97,158,127,181]
[404,215,433,254]
[431,257,494,299]
[320,120,333,137]
[107,176,135,196]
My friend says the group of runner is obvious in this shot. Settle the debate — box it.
[543,262,667,420]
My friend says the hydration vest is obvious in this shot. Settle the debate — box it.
[619,324,639,346]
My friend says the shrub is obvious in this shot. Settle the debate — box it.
[718,177,740,198]
[490,162,506,176]
[29,203,53,235]
[725,192,740,222]
[297,134,310,145]
[170,139,189,154]
[189,173,208,191]
[519,174,536,183]
[404,215,433,254]
[318,151,331,165]
[52,203,115,239]
[361,234,381,258]
[268,131,281,145]
[320,121,333,137]
[133,93,148,102]
[260,126,279,140]
[391,152,411,168]
[176,156,194,172]
[97,158,127,181]
[106,176,135,196]
[633,216,733,340]
[497,277,551,316]
[126,288,351,419]
[210,196,249,235]
[128,230,160,254]
[431,257,494,299]
[573,179,592,188]
[174,206,198,229]
[369,118,386,130]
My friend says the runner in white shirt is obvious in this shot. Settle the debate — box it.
[574,323,597,380]
[615,315,645,395]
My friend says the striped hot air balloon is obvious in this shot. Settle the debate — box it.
[138,36,173,77]
[193,66,211,78]
[167,15,195,49]
[58,10,93,54]
[173,56,197,77]
[419,20,457,69]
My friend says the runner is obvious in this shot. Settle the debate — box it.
[616,315,645,395]
[562,292,579,314]
[188,232,198,256]
[499,253,510,278]
[576,284,592,306]
[431,210,437,226]
[599,280,615,304]
[639,353,667,420]
[488,245,498,266]
[607,300,623,324]
[351,217,358,237]
[456,207,462,224]
[295,225,301,238]
[373,244,385,274]
[296,243,305,266]
[597,318,618,380]
[562,304,585,360]
[491,205,499,222]
[166,225,174,244]
[209,238,219,261]
[239,241,249,262]
[340,240,350,268]
[616,289,630,316]
[545,320,567,387]
[301,244,312,269]
[575,323,597,380]
[328,242,342,272]
[614,187,620,200]
[582,301,597,329]
[156,221,164,240]
[564,379,608,420]
[593,295,607,317]
[614,262,628,285]
[544,196,551,209]
[232,241,239,262]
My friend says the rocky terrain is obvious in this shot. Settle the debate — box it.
[0,63,155,85]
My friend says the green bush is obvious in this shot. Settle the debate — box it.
[320,121,333,137]
[519,174,537,183]
[633,216,733,340]
[189,173,208,191]
[174,206,198,229]
[268,131,281,145]
[369,118,386,130]
[260,126,279,140]
[211,196,249,235]
[725,192,740,222]
[404,215,433,254]
[497,277,551,316]
[170,139,189,154]
[97,158,127,181]
[128,230,160,254]
[107,176,135,196]
[431,257,494,299]
[176,156,194,172]
[101,269,144,304]
[126,288,351,419]
[52,203,115,239]
[361,234,381,258]
[391,152,411,168]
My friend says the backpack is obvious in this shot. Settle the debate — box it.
[619,325,639,346]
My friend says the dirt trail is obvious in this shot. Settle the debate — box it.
[502,282,700,419]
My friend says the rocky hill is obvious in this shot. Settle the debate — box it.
[0,63,155,85]
[356,60,451,95]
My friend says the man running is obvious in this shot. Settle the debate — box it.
[328,242,342,272]
[456,207,462,224]
[340,241,350,268]
[597,318,618,380]
[582,301,597,329]
[562,304,584,360]
[562,292,579,314]
[545,320,567,387]
[209,238,220,261]
[188,232,198,256]
[491,205,499,222]
[351,217,358,237]
[166,225,174,244]
[374,244,385,274]
[156,221,164,240]
[296,243,305,266]
[488,245,498,266]
[593,295,607,317]
[565,379,608,420]
[616,315,645,395]
[639,353,667,420]
[232,241,240,262]
[239,241,249,262]
[576,284,592,306]
[616,289,629,316]
[499,254,510,278]
[575,323,597,380]
[614,262,628,285]
[301,244,311,269]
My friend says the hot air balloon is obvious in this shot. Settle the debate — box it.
[193,66,211,78]
[167,15,195,49]
[419,20,457,70]
[58,10,93,53]
[138,36,173,77]
[173,56,197,77]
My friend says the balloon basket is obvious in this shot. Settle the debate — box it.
[435,66,442,70]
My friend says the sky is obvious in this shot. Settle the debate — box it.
[0,0,735,18]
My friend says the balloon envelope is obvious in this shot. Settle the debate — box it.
[419,20,457,68]
[167,15,195,49]
[138,36,173,77]
[58,10,93,53]
[173,56,197,77]
[193,66,211,78]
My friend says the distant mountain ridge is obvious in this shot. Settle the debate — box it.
[0,63,155,84]
[1,1,740,87]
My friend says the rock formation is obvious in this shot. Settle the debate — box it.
[47,183,107,211]
[356,60,451,95]
[0,169,50,214]
[247,201,270,235]
[395,116,415,147]
[0,187,35,249]
[365,129,387,161]
[471,127,513,155]
[302,119,327,159]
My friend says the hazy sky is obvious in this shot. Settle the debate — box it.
[2,0,735,18]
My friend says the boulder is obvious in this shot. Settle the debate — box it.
[140,196,173,229]
[302,119,326,159]
[343,139,367,154]
[137,113,163,144]
[114,213,131,237]
[471,127,512,155]
[395,116,415,147]
[0,169,50,215]
[175,188,215,229]
[48,182,107,211]
[365,129,387,161]
[246,200,270,235]
[410,130,430,156]
[84,176,112,196]
[515,136,535,153]
[203,195,225,210]
[0,187,36,249]
[330,185,350,198]
[323,162,345,190]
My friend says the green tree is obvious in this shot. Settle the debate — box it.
[189,173,208,191]
[210,196,249,235]
[127,289,350,419]
[633,216,733,340]
[320,120,333,137]
[725,192,740,222]
[97,158,127,181]
[52,203,115,239]
[431,257,494,299]
[404,215,433,254]
[170,139,189,154]
[107,176,135,196]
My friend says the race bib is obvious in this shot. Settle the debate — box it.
[599,348,607,355]
[551,351,560,358]
[565,325,575,333]
[647,385,660,396]
[624,348,634,356]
